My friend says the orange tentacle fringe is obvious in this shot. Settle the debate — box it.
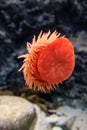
[18,31,75,92]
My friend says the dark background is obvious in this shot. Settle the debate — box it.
[0,0,87,109]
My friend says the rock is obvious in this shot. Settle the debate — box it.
[47,114,59,124]
[52,126,63,130]
[0,96,36,130]
[47,107,76,127]
[34,105,51,130]
[0,0,24,4]
[0,28,14,69]
[47,105,87,130]
[72,111,87,130]
[0,95,52,130]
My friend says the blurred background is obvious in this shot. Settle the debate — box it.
[0,0,87,110]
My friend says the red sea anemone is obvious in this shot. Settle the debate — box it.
[18,31,75,92]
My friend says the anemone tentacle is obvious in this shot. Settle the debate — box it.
[18,31,75,92]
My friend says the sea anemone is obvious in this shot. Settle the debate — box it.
[18,30,75,92]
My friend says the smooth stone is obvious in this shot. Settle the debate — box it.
[52,126,63,130]
[46,114,59,123]
[34,105,51,130]
[0,96,36,130]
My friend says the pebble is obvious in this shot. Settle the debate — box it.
[52,126,63,130]
[46,114,59,124]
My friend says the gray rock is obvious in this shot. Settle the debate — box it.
[72,111,87,130]
[0,95,52,130]
[34,105,51,130]
[0,96,36,130]
[47,105,87,130]
[47,106,77,126]
[0,0,67,5]
[0,0,24,4]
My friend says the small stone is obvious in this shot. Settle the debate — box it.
[46,114,59,124]
[52,126,63,130]
[0,96,36,130]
